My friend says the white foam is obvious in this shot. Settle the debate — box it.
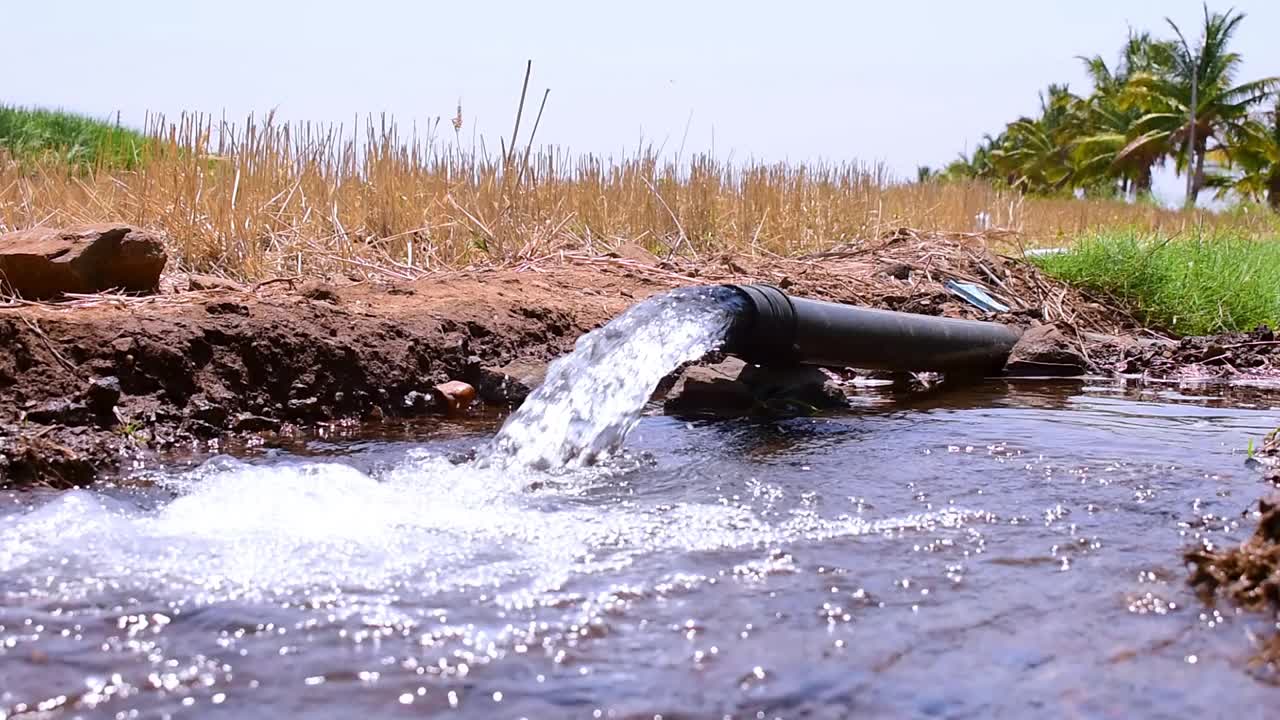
[0,452,980,621]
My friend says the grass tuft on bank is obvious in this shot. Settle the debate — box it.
[0,105,150,169]
[1033,231,1280,335]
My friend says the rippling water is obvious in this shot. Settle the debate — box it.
[3,381,1280,718]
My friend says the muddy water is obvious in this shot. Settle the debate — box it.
[3,381,1280,718]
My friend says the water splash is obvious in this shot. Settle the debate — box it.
[484,286,745,469]
[0,451,977,623]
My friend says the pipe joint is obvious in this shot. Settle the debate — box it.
[723,284,800,366]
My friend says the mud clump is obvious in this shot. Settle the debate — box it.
[1186,429,1280,610]
[1187,490,1280,611]
[1093,326,1278,380]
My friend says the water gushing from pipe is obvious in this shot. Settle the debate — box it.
[484,286,745,469]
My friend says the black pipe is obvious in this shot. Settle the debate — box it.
[722,284,1023,373]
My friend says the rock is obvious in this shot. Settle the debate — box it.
[1261,428,1280,461]
[232,413,281,433]
[205,301,249,316]
[475,359,547,405]
[663,357,847,416]
[1003,325,1087,377]
[189,398,229,427]
[0,224,167,300]
[608,243,660,265]
[287,395,322,417]
[299,281,340,304]
[0,435,96,488]
[187,273,246,292]
[883,262,913,280]
[663,358,756,415]
[24,400,94,426]
[740,364,848,412]
[402,390,434,412]
[432,380,477,414]
[85,376,121,420]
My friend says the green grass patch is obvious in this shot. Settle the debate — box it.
[0,105,150,169]
[1032,231,1280,335]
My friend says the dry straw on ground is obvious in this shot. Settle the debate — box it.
[2,112,1275,281]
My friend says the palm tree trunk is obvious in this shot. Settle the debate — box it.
[1188,138,1209,206]
[1268,171,1280,214]
[1136,165,1154,196]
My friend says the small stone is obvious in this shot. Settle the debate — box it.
[232,414,281,433]
[24,400,93,426]
[187,274,247,292]
[287,396,321,415]
[607,243,660,265]
[883,263,913,280]
[432,380,477,414]
[190,398,229,426]
[300,281,340,304]
[205,301,249,316]
[402,390,434,412]
[85,376,122,418]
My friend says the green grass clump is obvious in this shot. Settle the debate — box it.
[1033,231,1280,335]
[0,105,149,169]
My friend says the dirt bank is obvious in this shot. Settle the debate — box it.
[2,235,1276,487]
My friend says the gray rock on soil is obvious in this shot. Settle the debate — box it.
[475,359,548,405]
[1003,324,1087,377]
[0,224,167,300]
[664,357,848,416]
[187,273,247,292]
[663,358,757,414]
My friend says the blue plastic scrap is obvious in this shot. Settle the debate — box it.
[943,280,1010,313]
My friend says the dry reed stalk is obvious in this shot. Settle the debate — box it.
[2,112,1277,282]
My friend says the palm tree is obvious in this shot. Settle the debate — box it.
[1072,32,1173,197]
[1121,6,1280,207]
[943,134,1000,181]
[990,84,1082,194]
[1206,100,1280,211]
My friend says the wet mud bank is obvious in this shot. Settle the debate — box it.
[0,269,657,487]
[2,255,1277,488]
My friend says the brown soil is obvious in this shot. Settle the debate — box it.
[1,235,1276,488]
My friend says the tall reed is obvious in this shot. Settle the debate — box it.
[2,112,1275,280]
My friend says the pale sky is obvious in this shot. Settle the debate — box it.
[5,1,1278,204]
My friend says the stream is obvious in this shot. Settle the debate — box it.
[3,289,1279,718]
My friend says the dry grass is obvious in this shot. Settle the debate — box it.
[2,112,1276,281]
